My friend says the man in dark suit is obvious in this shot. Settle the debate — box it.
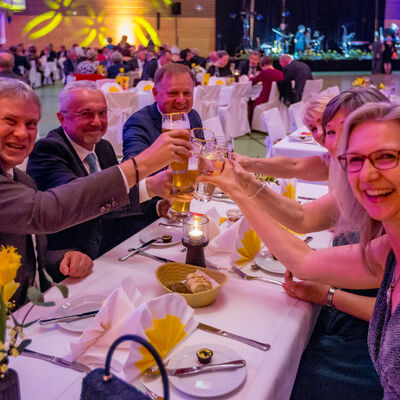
[239,50,261,77]
[28,81,177,260]
[0,78,192,307]
[142,49,172,81]
[123,63,202,160]
[279,54,312,105]
[63,50,77,84]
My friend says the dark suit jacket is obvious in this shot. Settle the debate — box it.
[27,127,158,260]
[238,60,261,76]
[142,59,158,81]
[279,60,312,105]
[63,58,75,77]
[0,168,67,307]
[122,103,203,160]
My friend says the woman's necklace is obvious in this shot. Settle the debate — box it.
[387,264,400,307]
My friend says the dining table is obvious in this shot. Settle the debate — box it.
[272,128,327,159]
[10,183,331,400]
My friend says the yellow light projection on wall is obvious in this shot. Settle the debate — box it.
[76,7,110,47]
[0,0,25,11]
[134,16,161,47]
[23,0,78,40]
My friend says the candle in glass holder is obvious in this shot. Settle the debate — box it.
[183,216,209,267]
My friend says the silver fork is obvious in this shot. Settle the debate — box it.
[231,265,282,286]
[134,382,162,400]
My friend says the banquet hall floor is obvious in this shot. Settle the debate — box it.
[35,70,400,159]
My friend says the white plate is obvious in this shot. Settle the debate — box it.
[140,225,183,247]
[255,249,286,275]
[55,295,103,333]
[169,343,246,398]
[289,135,314,143]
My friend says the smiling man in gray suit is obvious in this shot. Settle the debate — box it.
[0,78,191,307]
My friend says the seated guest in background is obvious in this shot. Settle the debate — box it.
[57,45,67,59]
[0,52,27,82]
[63,49,77,84]
[39,43,57,61]
[123,63,202,160]
[142,49,172,81]
[206,50,218,69]
[0,79,191,305]
[134,47,147,78]
[105,37,115,50]
[206,50,232,77]
[10,44,30,77]
[106,51,126,78]
[28,81,174,262]
[279,54,312,105]
[179,48,193,67]
[190,48,206,68]
[76,49,98,74]
[249,55,283,121]
[239,50,261,77]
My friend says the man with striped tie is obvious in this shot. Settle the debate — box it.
[28,81,180,267]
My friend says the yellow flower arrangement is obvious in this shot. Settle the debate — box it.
[0,246,68,378]
[352,77,370,88]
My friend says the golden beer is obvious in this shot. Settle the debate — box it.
[170,170,198,219]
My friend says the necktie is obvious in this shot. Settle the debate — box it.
[85,153,99,174]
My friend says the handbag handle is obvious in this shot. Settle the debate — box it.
[103,334,169,400]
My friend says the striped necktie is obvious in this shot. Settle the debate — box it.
[84,153,99,174]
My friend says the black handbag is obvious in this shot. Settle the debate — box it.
[81,334,169,400]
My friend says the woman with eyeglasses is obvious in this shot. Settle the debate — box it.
[199,102,400,398]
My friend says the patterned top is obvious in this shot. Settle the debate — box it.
[368,250,400,399]
[76,61,98,74]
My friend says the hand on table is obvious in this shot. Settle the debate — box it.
[59,251,94,278]
[282,271,329,305]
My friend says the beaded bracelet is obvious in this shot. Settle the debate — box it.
[248,182,265,198]
[130,157,139,188]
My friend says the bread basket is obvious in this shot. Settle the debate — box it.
[156,263,227,308]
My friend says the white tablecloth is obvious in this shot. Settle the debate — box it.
[273,129,327,159]
[10,183,331,400]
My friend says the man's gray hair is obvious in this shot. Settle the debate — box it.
[0,52,14,69]
[0,78,41,116]
[330,102,400,273]
[154,63,195,87]
[110,51,123,64]
[58,80,100,111]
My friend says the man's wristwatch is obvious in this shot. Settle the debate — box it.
[326,286,337,309]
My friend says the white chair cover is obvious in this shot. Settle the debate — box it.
[28,60,41,89]
[288,101,306,131]
[261,108,287,158]
[219,82,251,138]
[301,79,323,103]
[239,75,249,83]
[103,91,139,156]
[320,85,340,97]
[202,116,225,138]
[136,80,154,91]
[251,81,281,132]
[193,84,221,120]
[96,79,116,90]
[100,82,123,93]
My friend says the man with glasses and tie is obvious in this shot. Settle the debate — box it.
[27,80,184,265]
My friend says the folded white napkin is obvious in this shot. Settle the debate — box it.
[70,277,197,380]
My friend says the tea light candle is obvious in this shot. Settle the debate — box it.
[189,220,204,244]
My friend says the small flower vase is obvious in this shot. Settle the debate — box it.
[0,369,20,400]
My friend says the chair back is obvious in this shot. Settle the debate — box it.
[301,79,323,102]
[209,76,227,85]
[193,85,221,120]
[320,85,340,97]
[239,75,249,83]
[261,107,287,157]
[136,80,154,91]
[202,116,225,138]
[288,101,306,130]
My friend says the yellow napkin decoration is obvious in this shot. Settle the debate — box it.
[216,80,224,85]
[282,183,296,200]
[143,84,153,91]
[135,314,187,372]
[108,86,120,92]
[203,73,210,85]
[235,228,262,266]
[219,217,227,225]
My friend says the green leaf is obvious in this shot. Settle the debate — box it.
[42,269,54,285]
[10,314,21,327]
[55,284,68,298]
[21,319,39,328]
[17,339,32,353]
[27,287,43,303]
[31,301,55,307]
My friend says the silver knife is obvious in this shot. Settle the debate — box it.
[119,238,158,261]
[22,349,91,373]
[198,322,271,351]
[39,310,99,325]
[137,251,175,264]
[167,359,246,376]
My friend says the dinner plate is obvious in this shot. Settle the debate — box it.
[55,295,103,333]
[140,225,183,247]
[288,135,314,143]
[255,249,286,275]
[168,343,246,398]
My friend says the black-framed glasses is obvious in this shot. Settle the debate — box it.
[61,108,109,120]
[338,149,400,172]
